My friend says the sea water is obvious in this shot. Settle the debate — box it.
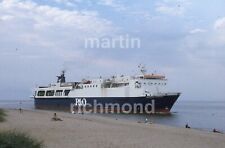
[99,100,225,132]
[0,99,34,110]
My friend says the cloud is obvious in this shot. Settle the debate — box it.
[189,28,207,34]
[0,0,120,99]
[0,14,14,21]
[98,0,126,11]
[99,0,114,6]
[155,0,191,16]
[1,0,225,101]
[53,0,83,7]
[156,5,183,16]
[213,17,225,45]
[0,0,116,54]
[0,0,119,71]
[214,17,225,30]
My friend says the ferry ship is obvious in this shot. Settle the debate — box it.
[33,66,180,114]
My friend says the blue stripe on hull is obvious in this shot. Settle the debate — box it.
[34,95,179,113]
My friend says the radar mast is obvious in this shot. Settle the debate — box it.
[57,70,66,83]
[138,64,147,75]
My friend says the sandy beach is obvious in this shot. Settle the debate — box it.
[0,109,225,148]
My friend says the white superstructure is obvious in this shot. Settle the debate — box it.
[34,67,171,99]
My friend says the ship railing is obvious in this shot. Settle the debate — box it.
[154,92,181,97]
[38,86,48,88]
[60,82,79,87]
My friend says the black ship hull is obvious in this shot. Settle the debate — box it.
[34,93,180,114]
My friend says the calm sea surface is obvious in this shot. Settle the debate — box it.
[0,99,224,132]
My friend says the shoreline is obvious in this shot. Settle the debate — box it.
[1,100,225,133]
[0,109,225,148]
[1,105,223,133]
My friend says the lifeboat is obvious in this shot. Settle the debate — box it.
[143,74,165,79]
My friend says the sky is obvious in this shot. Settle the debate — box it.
[0,0,225,101]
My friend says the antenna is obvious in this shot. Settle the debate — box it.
[57,70,66,83]
[138,64,147,75]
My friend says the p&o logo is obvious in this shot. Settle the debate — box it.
[75,98,87,106]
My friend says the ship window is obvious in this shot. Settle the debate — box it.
[96,85,98,87]
[46,90,54,96]
[55,90,63,96]
[64,90,70,96]
[37,91,45,96]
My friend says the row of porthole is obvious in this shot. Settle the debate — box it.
[83,85,98,88]
[37,90,70,97]
[142,82,167,85]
